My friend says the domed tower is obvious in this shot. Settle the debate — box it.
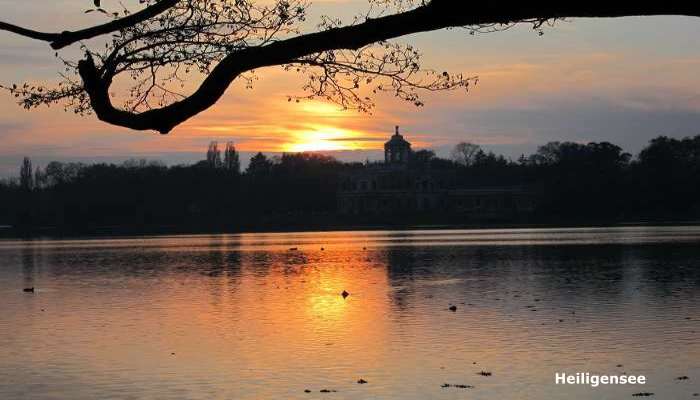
[384,126,412,166]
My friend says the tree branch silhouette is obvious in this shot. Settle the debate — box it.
[0,0,178,50]
[2,1,700,134]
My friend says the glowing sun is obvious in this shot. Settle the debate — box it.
[283,126,366,152]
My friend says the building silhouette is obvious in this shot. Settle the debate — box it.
[337,126,535,218]
[385,125,412,164]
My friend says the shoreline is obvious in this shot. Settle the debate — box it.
[2,218,700,240]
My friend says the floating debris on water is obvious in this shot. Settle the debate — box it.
[319,389,337,393]
[357,379,367,384]
[632,393,654,397]
[341,290,350,299]
[441,383,473,389]
[23,287,34,293]
[477,371,492,376]
[676,376,689,380]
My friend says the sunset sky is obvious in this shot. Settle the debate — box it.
[2,1,700,175]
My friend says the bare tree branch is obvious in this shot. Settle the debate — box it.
[0,0,178,49]
[3,1,700,134]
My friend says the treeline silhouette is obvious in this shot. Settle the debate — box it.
[1,135,699,234]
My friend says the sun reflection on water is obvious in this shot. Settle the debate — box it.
[2,229,700,400]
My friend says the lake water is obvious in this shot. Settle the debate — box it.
[1,227,699,399]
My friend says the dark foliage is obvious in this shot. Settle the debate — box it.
[1,135,699,233]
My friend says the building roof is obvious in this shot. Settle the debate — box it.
[385,126,411,148]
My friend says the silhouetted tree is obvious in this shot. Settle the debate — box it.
[43,161,84,186]
[33,167,46,190]
[517,154,528,165]
[223,142,240,174]
[473,150,508,168]
[2,2,698,133]
[206,142,222,169]
[528,141,562,166]
[634,135,700,217]
[246,152,272,178]
[451,142,482,166]
[530,141,631,219]
[19,157,33,192]
[2,136,699,232]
